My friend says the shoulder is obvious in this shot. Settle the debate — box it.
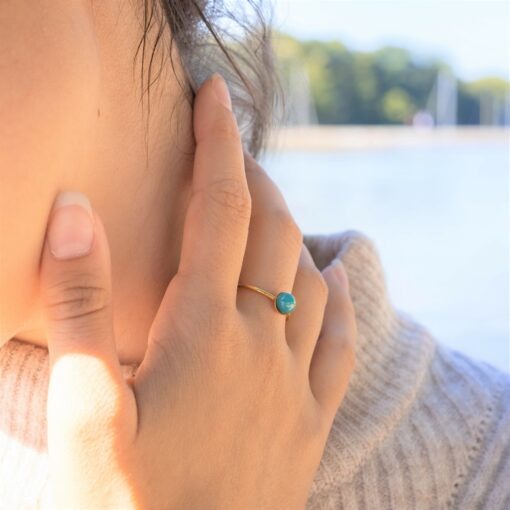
[308,321,510,509]
[304,228,510,508]
[433,345,510,508]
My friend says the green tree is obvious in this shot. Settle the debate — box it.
[272,32,509,125]
[381,87,414,123]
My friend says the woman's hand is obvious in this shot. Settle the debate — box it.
[39,73,357,510]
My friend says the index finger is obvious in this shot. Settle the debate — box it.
[176,73,251,307]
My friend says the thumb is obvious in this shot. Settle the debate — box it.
[39,191,134,442]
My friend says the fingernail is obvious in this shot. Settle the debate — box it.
[211,73,232,111]
[48,191,94,260]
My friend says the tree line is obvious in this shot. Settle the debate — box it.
[273,32,510,125]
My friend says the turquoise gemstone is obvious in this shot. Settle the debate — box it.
[275,292,296,315]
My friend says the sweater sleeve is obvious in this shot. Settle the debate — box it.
[303,230,510,510]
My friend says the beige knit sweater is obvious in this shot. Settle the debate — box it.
[1,229,509,509]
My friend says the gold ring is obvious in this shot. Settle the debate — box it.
[237,284,297,320]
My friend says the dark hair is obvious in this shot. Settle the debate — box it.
[136,0,280,158]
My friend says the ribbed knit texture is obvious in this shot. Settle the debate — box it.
[1,229,509,509]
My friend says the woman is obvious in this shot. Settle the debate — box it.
[1,1,509,509]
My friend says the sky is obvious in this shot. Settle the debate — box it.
[272,0,510,82]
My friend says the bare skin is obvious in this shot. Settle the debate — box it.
[1,0,193,364]
[39,74,357,509]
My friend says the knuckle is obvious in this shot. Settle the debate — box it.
[341,340,357,374]
[297,264,329,301]
[342,306,358,355]
[316,272,329,301]
[149,332,178,370]
[207,177,252,221]
[339,331,357,361]
[300,404,326,443]
[271,209,303,250]
[346,327,358,365]
[324,329,357,368]
[44,274,110,322]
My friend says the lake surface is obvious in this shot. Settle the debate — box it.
[261,143,509,372]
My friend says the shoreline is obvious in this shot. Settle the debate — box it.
[267,126,510,151]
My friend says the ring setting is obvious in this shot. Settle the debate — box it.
[238,284,297,318]
[274,292,297,315]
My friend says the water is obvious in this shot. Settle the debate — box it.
[261,143,509,373]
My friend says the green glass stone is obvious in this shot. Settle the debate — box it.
[275,292,296,315]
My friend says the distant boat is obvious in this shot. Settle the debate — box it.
[425,70,458,126]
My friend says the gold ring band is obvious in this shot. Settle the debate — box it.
[238,284,277,300]
[237,284,296,320]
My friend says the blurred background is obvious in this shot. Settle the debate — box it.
[261,0,509,371]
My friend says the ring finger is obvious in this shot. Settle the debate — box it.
[237,153,302,328]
